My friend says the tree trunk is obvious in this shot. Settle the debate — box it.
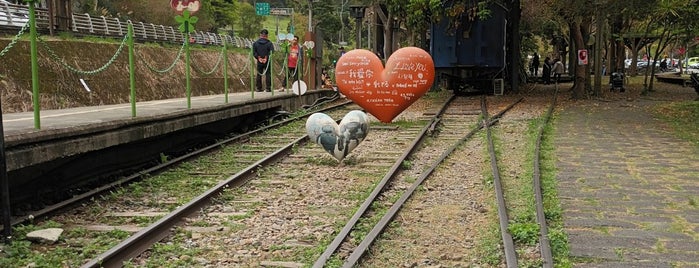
[374,4,394,59]
[571,20,586,99]
[509,0,521,93]
[608,14,624,75]
[593,8,605,97]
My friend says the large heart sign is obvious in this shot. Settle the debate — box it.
[306,110,369,161]
[335,47,435,123]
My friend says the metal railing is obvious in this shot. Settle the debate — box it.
[0,1,275,50]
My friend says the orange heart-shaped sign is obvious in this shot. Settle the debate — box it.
[335,47,435,123]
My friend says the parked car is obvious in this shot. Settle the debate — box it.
[0,0,29,27]
[625,58,660,69]
[683,57,699,68]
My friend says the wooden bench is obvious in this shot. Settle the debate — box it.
[691,73,699,95]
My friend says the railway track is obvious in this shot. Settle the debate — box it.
[309,92,559,268]
[2,95,352,265]
[4,90,561,267]
[118,94,455,267]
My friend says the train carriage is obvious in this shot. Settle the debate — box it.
[429,2,510,93]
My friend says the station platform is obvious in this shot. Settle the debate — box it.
[1,89,336,173]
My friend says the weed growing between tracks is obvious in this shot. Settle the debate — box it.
[474,106,571,267]
[541,118,571,267]
[1,121,312,266]
[0,220,131,267]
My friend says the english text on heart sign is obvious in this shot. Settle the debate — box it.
[305,110,369,161]
[335,47,435,123]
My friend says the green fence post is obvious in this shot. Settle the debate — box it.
[223,37,228,103]
[250,46,255,98]
[28,0,40,129]
[270,50,274,96]
[185,22,191,109]
[128,23,136,117]
[298,48,303,94]
[281,41,289,93]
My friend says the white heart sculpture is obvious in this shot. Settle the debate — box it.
[306,110,370,161]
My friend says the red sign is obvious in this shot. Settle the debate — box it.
[171,0,201,14]
[577,49,588,65]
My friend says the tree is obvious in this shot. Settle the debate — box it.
[209,0,238,33]
[235,2,264,39]
[73,0,216,31]
[640,0,699,94]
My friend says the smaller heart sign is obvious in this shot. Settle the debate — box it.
[335,47,435,123]
[306,110,370,161]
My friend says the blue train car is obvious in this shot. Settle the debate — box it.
[430,3,508,93]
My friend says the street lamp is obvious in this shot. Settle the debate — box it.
[349,5,366,49]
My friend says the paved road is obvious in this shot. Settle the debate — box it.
[554,92,699,267]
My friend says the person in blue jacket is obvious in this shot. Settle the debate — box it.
[253,29,274,92]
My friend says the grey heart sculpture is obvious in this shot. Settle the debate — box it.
[305,110,370,161]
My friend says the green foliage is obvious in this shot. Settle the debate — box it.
[509,222,540,245]
[305,155,339,166]
[401,160,413,169]
[235,2,264,39]
[475,225,505,265]
[209,0,237,30]
[652,101,699,148]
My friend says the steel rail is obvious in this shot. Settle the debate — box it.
[81,135,307,268]
[312,94,458,268]
[533,89,559,268]
[481,96,517,268]
[79,100,354,267]
[340,96,523,267]
[2,99,349,231]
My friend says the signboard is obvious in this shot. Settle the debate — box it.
[578,49,588,65]
[256,3,270,16]
[171,0,201,14]
[270,8,293,16]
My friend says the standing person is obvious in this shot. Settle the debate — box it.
[253,29,274,92]
[602,59,607,75]
[659,59,668,72]
[532,53,540,77]
[281,35,301,91]
[339,46,346,57]
[542,57,552,85]
[552,58,565,83]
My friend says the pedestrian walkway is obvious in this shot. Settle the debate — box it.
[554,95,699,267]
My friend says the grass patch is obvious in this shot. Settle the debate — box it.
[1,223,131,268]
[541,132,572,267]
[652,101,699,148]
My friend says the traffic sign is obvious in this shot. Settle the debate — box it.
[270,8,293,16]
[256,3,270,16]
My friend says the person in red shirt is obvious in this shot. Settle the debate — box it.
[281,35,301,91]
